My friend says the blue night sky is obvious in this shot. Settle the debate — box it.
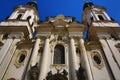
[0,0,120,24]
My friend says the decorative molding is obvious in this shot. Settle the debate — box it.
[16,40,33,48]
[14,50,27,68]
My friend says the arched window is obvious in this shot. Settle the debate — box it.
[16,14,22,19]
[98,15,104,20]
[54,45,65,64]
[27,16,31,21]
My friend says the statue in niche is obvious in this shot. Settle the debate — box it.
[46,71,53,80]
[28,63,39,80]
[62,69,68,77]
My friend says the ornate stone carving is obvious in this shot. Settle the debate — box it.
[29,63,39,80]
[46,69,68,80]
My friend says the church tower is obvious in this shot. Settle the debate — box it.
[0,0,39,80]
[82,2,120,80]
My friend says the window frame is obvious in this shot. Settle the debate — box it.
[53,44,65,64]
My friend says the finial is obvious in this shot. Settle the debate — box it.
[84,0,87,3]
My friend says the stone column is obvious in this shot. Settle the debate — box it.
[91,11,99,21]
[69,38,78,80]
[0,39,13,65]
[103,11,111,20]
[79,39,93,80]
[31,38,40,67]
[39,38,49,80]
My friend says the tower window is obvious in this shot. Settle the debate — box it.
[98,15,104,20]
[16,14,22,19]
[27,16,31,21]
[54,45,65,64]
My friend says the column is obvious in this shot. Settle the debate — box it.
[91,10,99,21]
[39,38,49,80]
[0,39,20,80]
[69,38,78,80]
[31,38,40,67]
[79,39,93,80]
[100,39,120,79]
[103,11,111,20]
[0,39,13,65]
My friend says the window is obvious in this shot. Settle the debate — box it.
[27,16,31,21]
[92,51,102,65]
[14,51,27,68]
[16,14,22,19]
[93,55,101,64]
[54,45,65,64]
[19,54,26,63]
[98,15,104,20]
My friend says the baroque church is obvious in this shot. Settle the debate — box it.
[0,0,120,80]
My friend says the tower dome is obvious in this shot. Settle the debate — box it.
[83,2,94,10]
[27,0,38,10]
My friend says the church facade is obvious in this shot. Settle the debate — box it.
[0,1,120,80]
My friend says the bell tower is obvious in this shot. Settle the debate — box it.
[82,2,120,80]
[82,2,120,40]
[0,0,39,39]
[82,2,119,27]
[0,0,39,80]
[9,0,39,25]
